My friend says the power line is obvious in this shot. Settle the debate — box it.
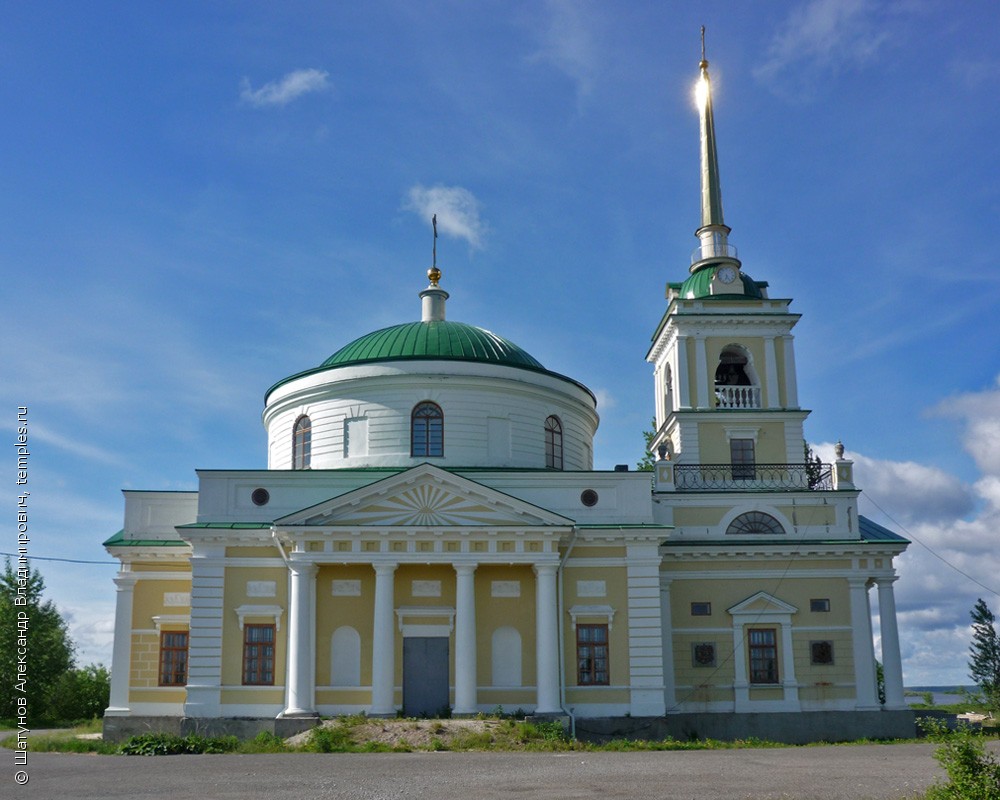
[860,492,1000,600]
[0,552,118,566]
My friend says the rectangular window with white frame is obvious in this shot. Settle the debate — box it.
[730,438,756,480]
[748,627,778,684]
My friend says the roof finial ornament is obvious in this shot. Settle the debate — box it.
[427,214,442,287]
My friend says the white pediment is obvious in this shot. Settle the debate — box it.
[727,591,798,617]
[275,463,574,528]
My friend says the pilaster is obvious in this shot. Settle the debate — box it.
[183,543,226,718]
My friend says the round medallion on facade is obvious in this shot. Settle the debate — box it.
[580,489,599,507]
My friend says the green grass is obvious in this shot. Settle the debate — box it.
[0,714,942,756]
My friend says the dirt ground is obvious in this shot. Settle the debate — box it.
[284,717,503,749]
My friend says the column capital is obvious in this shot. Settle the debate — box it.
[373,562,399,576]
[874,575,898,587]
[288,561,319,578]
[846,576,871,589]
[532,562,559,577]
[113,574,139,591]
[453,562,478,576]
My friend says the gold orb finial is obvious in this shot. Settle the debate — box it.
[428,266,441,287]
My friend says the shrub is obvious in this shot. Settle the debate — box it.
[921,718,1000,799]
[304,725,354,753]
[118,732,239,756]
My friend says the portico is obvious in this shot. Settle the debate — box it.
[273,464,574,717]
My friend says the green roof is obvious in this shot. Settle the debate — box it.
[102,529,189,548]
[321,320,544,370]
[266,319,596,403]
[858,515,909,543]
[675,267,765,300]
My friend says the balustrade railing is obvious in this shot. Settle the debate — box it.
[673,463,833,491]
[715,385,761,409]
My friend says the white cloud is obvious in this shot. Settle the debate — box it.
[527,0,600,99]
[810,377,1000,684]
[240,68,330,108]
[24,422,127,468]
[404,185,488,250]
[933,376,1000,476]
[593,388,616,412]
[754,0,890,99]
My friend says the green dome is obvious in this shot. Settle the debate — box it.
[678,267,764,300]
[321,320,545,370]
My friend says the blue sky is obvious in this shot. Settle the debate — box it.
[3,1,999,686]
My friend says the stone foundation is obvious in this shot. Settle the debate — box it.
[102,715,319,743]
[574,710,916,745]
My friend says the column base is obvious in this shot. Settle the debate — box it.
[279,709,320,719]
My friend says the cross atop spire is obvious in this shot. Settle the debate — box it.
[428,214,442,287]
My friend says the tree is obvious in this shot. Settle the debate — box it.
[48,664,110,722]
[968,598,1000,712]
[875,659,886,705]
[0,559,75,721]
[636,418,657,472]
[804,442,824,489]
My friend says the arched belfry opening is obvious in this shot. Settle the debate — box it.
[714,345,760,409]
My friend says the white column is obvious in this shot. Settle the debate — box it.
[105,574,138,714]
[676,339,691,409]
[370,562,398,716]
[453,563,478,714]
[283,561,318,717]
[764,335,780,409]
[849,577,879,709]
[876,577,906,709]
[695,335,709,409]
[534,563,561,714]
[184,543,226,718]
[782,336,799,408]
[660,578,677,711]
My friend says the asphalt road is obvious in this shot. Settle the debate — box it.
[8,740,997,800]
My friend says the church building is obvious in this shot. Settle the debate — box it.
[103,45,914,743]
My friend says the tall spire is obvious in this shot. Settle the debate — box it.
[691,26,739,274]
[697,26,725,232]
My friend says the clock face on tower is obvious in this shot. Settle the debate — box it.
[716,265,738,285]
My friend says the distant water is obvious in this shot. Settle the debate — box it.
[905,685,978,706]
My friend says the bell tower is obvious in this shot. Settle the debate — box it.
[647,31,808,473]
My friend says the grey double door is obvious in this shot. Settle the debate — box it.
[402,636,449,717]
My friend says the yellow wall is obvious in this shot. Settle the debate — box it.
[475,565,537,688]
[698,421,788,463]
[315,564,376,687]
[131,579,191,629]
[221,566,289,688]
